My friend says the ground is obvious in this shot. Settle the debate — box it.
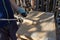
[16,11,56,40]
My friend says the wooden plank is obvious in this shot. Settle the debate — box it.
[46,0,49,12]
[35,0,39,10]
[52,0,57,12]
[40,0,45,11]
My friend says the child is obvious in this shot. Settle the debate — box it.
[0,0,27,40]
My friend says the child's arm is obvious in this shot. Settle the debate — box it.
[10,0,27,17]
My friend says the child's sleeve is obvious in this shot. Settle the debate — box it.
[17,7,27,17]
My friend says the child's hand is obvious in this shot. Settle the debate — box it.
[21,13,27,17]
